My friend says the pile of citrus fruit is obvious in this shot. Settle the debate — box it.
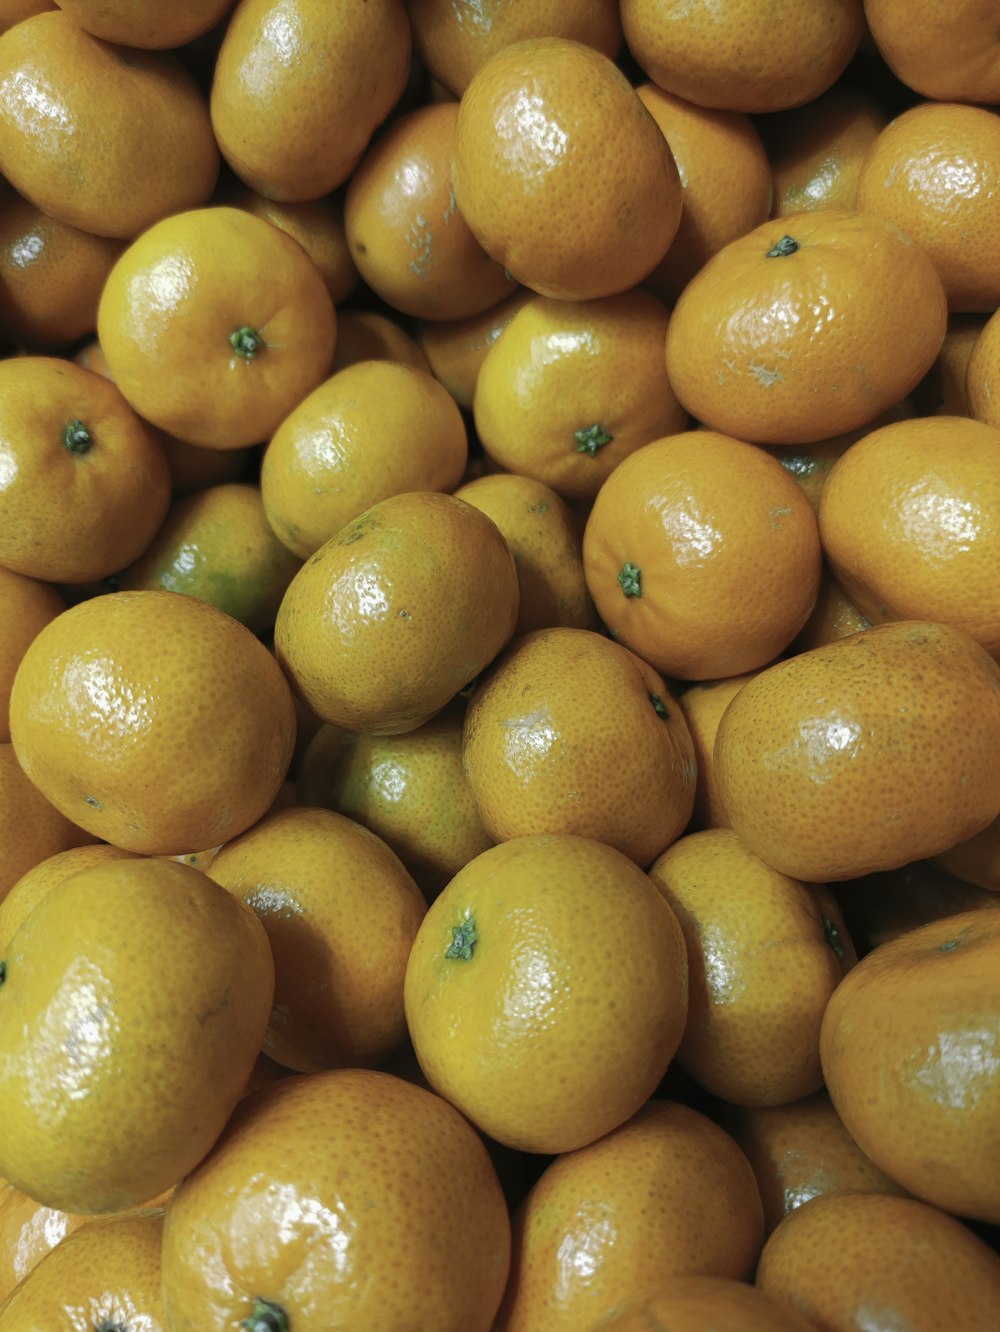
[1,0,1000,1327]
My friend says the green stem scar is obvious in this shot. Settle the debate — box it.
[445,915,479,961]
[823,917,845,959]
[618,562,642,598]
[94,1322,127,1332]
[766,235,799,258]
[229,326,266,361]
[574,424,613,456]
[63,419,92,453]
[649,693,669,718]
[240,1298,289,1332]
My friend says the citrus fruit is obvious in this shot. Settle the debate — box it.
[714,620,1000,881]
[97,205,337,450]
[0,742,91,899]
[462,628,697,866]
[594,1275,818,1332]
[51,0,235,47]
[581,430,822,680]
[863,0,1000,103]
[404,833,689,1154]
[0,568,63,744]
[208,805,427,1072]
[820,907,1000,1224]
[418,286,533,410]
[676,672,759,830]
[933,818,1000,893]
[0,842,139,954]
[0,857,274,1214]
[665,209,948,444]
[227,184,359,306]
[966,304,1000,431]
[274,491,519,734]
[0,1176,89,1305]
[453,37,682,299]
[329,309,431,375]
[9,589,296,855]
[914,312,988,416]
[763,84,886,216]
[160,1068,511,1331]
[495,1099,764,1329]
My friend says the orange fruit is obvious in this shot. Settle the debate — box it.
[834,858,1000,954]
[227,184,359,306]
[857,102,1000,313]
[725,1090,911,1235]
[677,672,759,830]
[581,430,822,680]
[462,628,696,867]
[763,84,887,216]
[117,481,301,635]
[345,101,511,321]
[649,828,854,1106]
[0,857,274,1213]
[665,209,947,444]
[210,0,411,202]
[0,192,124,350]
[453,37,682,300]
[161,1068,512,1331]
[913,312,988,417]
[494,1099,764,1330]
[933,818,1000,893]
[50,0,235,47]
[9,589,296,855]
[328,308,431,376]
[208,805,427,1072]
[620,0,865,114]
[472,289,688,502]
[818,416,1000,658]
[0,1,55,34]
[296,700,494,901]
[404,833,689,1154]
[274,490,519,734]
[820,907,1000,1223]
[594,1276,818,1332]
[97,205,337,451]
[418,285,533,410]
[789,565,872,653]
[0,567,63,743]
[452,472,596,636]
[636,84,773,305]
[863,0,1000,103]
[0,11,218,239]
[261,359,468,558]
[966,304,1000,432]
[0,1211,165,1327]
[714,620,1000,882]
[0,1176,90,1305]
[0,356,171,584]
[0,842,140,954]
[756,1191,1000,1331]
[0,742,91,898]
[406,0,622,96]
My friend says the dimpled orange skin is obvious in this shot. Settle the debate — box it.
[494,1100,764,1330]
[648,828,853,1106]
[227,186,358,307]
[789,566,872,654]
[820,908,1000,1224]
[0,12,218,239]
[966,305,1000,432]
[764,85,887,217]
[0,1,54,34]
[934,817,1000,892]
[665,209,947,445]
[756,1191,1000,1332]
[418,286,533,410]
[818,416,1000,659]
[0,1177,90,1305]
[260,359,468,559]
[594,1275,818,1332]
[0,858,275,1215]
[864,0,1000,105]
[345,102,510,322]
[0,743,92,898]
[472,290,689,502]
[714,621,1000,882]
[462,628,696,867]
[724,1090,911,1235]
[97,206,337,450]
[857,103,1000,314]
[635,84,772,306]
[208,806,427,1073]
[330,309,432,376]
[581,430,822,681]
[404,834,689,1155]
[677,673,759,829]
[210,0,411,202]
[0,568,63,743]
[52,0,232,47]
[9,589,296,855]
[0,842,140,953]
[0,358,171,584]
[0,1211,166,1328]
[274,491,519,735]
[915,312,987,417]
[160,1068,511,1332]
[453,38,682,301]
[406,0,622,96]
[621,0,864,114]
